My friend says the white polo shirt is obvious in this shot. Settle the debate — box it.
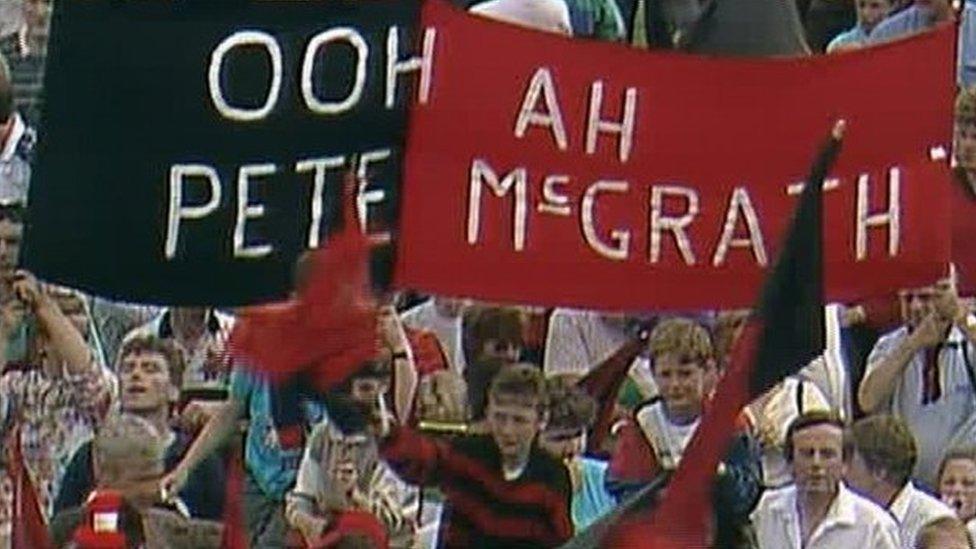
[751,483,901,548]
[889,481,955,549]
[469,0,572,36]
[865,325,976,487]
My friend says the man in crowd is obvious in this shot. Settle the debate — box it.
[125,306,234,392]
[859,274,976,487]
[286,355,417,547]
[0,270,115,546]
[55,334,225,520]
[827,0,894,51]
[751,411,901,547]
[160,361,325,547]
[564,0,626,41]
[844,414,955,547]
[869,0,954,43]
[49,414,165,548]
[378,364,573,547]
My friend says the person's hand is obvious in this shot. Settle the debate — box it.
[9,270,42,311]
[935,284,966,325]
[911,312,950,349]
[294,513,329,547]
[159,464,191,501]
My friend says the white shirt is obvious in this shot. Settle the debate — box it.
[751,483,901,548]
[967,517,976,547]
[866,324,976,487]
[544,308,657,398]
[889,481,955,549]
[469,0,572,36]
[634,400,698,470]
[400,300,465,373]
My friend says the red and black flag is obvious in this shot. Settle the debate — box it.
[609,121,842,548]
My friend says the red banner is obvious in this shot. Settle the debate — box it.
[395,1,956,310]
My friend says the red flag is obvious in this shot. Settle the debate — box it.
[610,125,841,547]
[220,449,247,549]
[8,428,54,549]
[575,337,646,454]
[229,168,378,394]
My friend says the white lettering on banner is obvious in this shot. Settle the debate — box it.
[234,163,277,258]
[357,149,393,243]
[514,68,569,152]
[649,185,699,265]
[166,165,223,259]
[386,26,437,108]
[712,187,768,267]
[295,155,346,248]
[581,180,631,261]
[856,168,901,260]
[538,175,572,216]
[467,159,528,251]
[208,31,283,122]
[301,28,369,115]
[585,81,637,163]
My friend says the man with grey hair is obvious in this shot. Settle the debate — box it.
[49,414,167,547]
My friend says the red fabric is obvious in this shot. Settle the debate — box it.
[229,170,378,393]
[72,491,127,549]
[404,327,449,377]
[576,336,646,453]
[8,428,54,549]
[396,2,954,310]
[952,169,976,297]
[313,511,389,548]
[861,293,903,331]
[607,419,658,484]
[221,450,247,549]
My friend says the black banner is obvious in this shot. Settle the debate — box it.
[25,0,423,305]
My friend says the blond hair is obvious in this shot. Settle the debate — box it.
[648,318,713,364]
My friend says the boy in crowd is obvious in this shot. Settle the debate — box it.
[55,335,225,520]
[539,378,616,533]
[606,318,762,532]
[377,364,573,547]
[938,447,976,542]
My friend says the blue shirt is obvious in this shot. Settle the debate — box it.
[230,369,324,499]
[827,25,869,52]
[961,2,976,88]
[869,5,935,44]
[571,457,616,533]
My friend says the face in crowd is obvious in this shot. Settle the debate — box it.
[790,422,846,500]
[652,351,706,422]
[941,457,976,521]
[857,0,893,31]
[900,276,955,330]
[486,394,546,465]
[119,349,176,414]
[538,426,586,461]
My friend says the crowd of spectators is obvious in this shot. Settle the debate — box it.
[0,1,974,547]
